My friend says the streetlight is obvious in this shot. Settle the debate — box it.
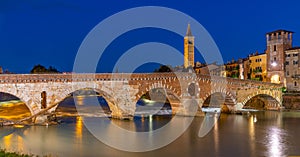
[271,62,277,67]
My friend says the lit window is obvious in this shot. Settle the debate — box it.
[271,75,280,84]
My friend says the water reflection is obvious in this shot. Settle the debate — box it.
[76,117,83,139]
[213,115,219,155]
[265,127,288,157]
[198,113,220,138]
[1,110,300,156]
[3,134,12,148]
[2,130,25,153]
[248,115,256,156]
[75,116,83,156]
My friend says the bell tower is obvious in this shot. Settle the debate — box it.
[266,30,293,83]
[184,24,195,68]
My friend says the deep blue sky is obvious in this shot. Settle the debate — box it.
[0,0,300,73]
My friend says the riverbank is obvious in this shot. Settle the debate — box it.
[0,148,34,157]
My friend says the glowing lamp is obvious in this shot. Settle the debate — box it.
[271,62,277,67]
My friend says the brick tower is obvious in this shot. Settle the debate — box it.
[266,30,293,83]
[184,24,195,68]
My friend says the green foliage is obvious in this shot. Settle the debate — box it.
[282,87,287,93]
[231,74,238,78]
[253,68,262,73]
[30,64,60,74]
[0,148,33,157]
[0,148,53,157]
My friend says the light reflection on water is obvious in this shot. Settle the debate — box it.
[265,127,288,157]
[0,111,300,156]
[248,115,256,156]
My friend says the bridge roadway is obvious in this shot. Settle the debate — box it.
[0,73,283,121]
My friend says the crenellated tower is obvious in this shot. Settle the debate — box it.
[266,30,293,83]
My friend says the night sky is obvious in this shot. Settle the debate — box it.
[0,0,299,73]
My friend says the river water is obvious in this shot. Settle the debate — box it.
[1,98,300,157]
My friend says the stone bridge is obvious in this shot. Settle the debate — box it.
[0,73,283,119]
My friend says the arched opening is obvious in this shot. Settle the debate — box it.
[202,92,233,113]
[0,92,31,121]
[243,94,280,110]
[133,88,172,132]
[55,88,112,118]
[135,88,172,117]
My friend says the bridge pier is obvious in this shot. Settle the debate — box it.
[110,105,134,120]
[235,103,243,111]
[108,97,136,120]
[176,98,200,116]
[34,115,48,124]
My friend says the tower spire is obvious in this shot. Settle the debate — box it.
[186,23,192,36]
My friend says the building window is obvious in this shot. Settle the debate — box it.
[274,57,277,61]
[293,53,298,57]
[287,71,289,76]
[285,61,289,65]
[293,61,298,65]
[295,82,297,87]
[274,45,277,51]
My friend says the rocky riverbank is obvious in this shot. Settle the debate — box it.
[0,148,34,157]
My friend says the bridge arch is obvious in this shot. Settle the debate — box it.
[0,91,33,118]
[241,93,281,110]
[51,87,118,116]
[200,91,236,112]
[135,83,181,114]
[136,82,181,99]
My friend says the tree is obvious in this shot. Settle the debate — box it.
[30,64,47,74]
[154,65,172,73]
[48,66,59,73]
[30,64,60,74]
